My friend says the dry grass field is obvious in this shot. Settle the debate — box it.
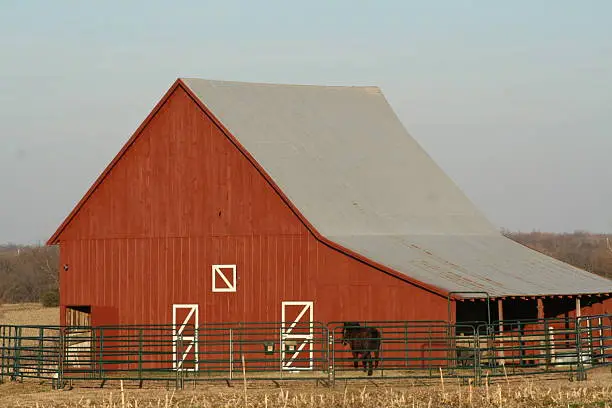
[0,303,59,327]
[0,371,611,407]
[0,302,59,344]
[2,304,612,407]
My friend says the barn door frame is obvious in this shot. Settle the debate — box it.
[172,304,199,372]
[280,301,314,371]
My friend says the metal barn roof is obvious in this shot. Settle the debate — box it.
[182,78,612,298]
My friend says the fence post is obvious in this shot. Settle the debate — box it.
[518,322,524,367]
[575,317,587,381]
[404,323,409,369]
[448,324,454,374]
[379,327,384,378]
[98,327,105,383]
[229,328,233,381]
[427,325,432,376]
[36,327,43,377]
[175,335,184,389]
[138,329,143,386]
[328,331,334,384]
[598,317,605,363]
[56,327,64,389]
[14,327,22,382]
[474,326,481,386]
[487,324,497,371]
[0,326,5,384]
[279,326,284,379]
[587,318,594,358]
[544,319,550,371]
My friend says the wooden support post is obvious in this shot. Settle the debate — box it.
[497,299,505,362]
[537,298,544,320]
[449,299,456,325]
[575,296,583,360]
[537,298,545,365]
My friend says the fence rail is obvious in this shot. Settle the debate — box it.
[1,315,610,389]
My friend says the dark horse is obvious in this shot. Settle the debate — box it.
[341,322,381,376]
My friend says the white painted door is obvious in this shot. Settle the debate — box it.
[172,304,199,372]
[280,301,314,371]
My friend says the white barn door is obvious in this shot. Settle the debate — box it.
[172,304,199,372]
[280,301,314,371]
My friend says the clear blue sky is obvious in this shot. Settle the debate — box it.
[1,1,611,244]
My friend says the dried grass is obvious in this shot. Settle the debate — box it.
[1,377,611,408]
[0,303,59,326]
[0,303,59,341]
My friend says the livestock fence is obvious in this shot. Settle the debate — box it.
[1,314,610,389]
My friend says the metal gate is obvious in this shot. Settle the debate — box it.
[280,301,314,371]
[172,304,199,372]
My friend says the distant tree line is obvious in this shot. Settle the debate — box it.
[502,230,612,280]
[0,231,611,306]
[0,244,59,306]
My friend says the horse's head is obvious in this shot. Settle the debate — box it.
[341,322,361,345]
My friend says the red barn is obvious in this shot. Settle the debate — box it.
[47,78,612,340]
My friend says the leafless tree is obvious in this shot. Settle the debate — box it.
[505,231,612,280]
[0,245,58,303]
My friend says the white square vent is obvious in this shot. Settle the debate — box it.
[212,264,237,292]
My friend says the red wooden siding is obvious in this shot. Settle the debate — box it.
[579,297,612,316]
[59,87,301,240]
[60,235,447,325]
[57,85,449,327]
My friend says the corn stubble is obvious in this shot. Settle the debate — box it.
[1,380,611,408]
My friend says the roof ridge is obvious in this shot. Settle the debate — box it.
[180,77,381,91]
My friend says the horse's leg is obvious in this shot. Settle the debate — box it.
[362,351,370,372]
[374,349,380,368]
[352,351,359,369]
[366,351,374,376]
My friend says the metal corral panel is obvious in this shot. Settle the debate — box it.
[181,78,612,297]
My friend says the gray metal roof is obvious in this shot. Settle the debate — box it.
[331,234,611,297]
[181,78,612,298]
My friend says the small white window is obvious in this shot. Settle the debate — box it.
[212,264,237,292]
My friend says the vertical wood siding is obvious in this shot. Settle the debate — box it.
[60,234,447,325]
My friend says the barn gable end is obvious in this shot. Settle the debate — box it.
[56,85,304,241]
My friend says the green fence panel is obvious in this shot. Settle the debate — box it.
[0,315,610,388]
